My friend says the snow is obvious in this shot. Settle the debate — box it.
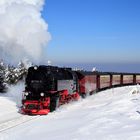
[1,84,140,140]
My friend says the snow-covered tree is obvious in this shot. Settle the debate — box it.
[4,61,28,84]
[0,59,32,92]
[0,60,6,92]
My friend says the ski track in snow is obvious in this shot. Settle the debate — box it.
[1,84,140,140]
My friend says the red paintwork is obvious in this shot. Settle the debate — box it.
[59,90,80,105]
[21,98,50,115]
[22,90,80,115]
[79,75,96,95]
[22,108,50,115]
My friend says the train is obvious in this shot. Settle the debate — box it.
[21,65,140,115]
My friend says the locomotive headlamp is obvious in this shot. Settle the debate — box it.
[34,66,38,70]
[24,92,29,96]
[40,92,44,97]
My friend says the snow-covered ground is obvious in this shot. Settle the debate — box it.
[1,84,140,140]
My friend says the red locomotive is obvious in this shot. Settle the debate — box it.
[21,65,140,115]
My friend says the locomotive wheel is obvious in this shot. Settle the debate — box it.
[50,94,60,112]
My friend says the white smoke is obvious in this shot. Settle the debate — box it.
[0,0,51,64]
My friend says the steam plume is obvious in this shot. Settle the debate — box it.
[0,0,51,64]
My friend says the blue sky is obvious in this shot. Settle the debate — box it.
[42,0,140,72]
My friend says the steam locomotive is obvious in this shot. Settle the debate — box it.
[22,65,80,115]
[21,65,140,115]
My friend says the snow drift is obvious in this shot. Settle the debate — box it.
[1,85,140,140]
[0,0,51,64]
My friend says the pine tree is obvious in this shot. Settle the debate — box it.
[0,59,31,92]
[0,60,6,92]
[4,62,28,84]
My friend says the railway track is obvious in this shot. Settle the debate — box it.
[0,114,39,132]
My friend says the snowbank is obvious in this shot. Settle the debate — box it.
[0,85,140,140]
